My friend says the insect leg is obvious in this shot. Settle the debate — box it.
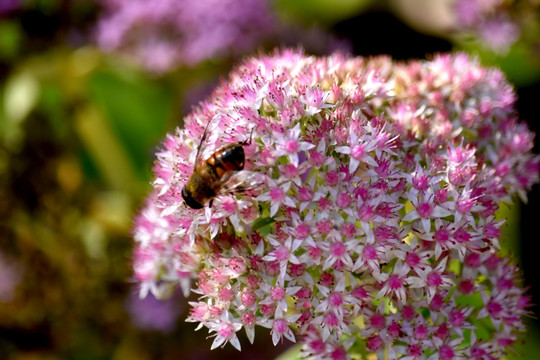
[242,127,255,146]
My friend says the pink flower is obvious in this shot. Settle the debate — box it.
[259,308,300,345]
[273,124,316,166]
[207,311,243,351]
[376,261,410,303]
[133,50,538,358]
[257,180,296,217]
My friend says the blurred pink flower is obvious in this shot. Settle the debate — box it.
[452,0,528,53]
[96,0,350,74]
[0,0,20,15]
[126,289,183,333]
[133,49,539,358]
[478,17,521,52]
[0,252,23,302]
[96,0,277,73]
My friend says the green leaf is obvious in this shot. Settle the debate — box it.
[471,317,495,341]
[88,70,174,182]
[455,293,483,308]
[252,217,275,232]
[0,20,21,60]
[274,0,373,25]
[276,344,301,360]
[74,104,144,195]
[509,321,540,360]
[496,202,520,259]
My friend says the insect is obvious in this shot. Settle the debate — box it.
[182,119,261,209]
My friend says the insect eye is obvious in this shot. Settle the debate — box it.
[182,186,203,209]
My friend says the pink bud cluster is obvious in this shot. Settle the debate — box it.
[133,49,539,358]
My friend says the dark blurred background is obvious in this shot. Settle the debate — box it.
[0,0,539,359]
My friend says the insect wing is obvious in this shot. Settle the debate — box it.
[217,171,266,197]
[193,116,222,164]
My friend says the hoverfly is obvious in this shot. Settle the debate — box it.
[182,118,262,209]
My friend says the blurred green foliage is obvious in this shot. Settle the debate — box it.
[456,39,540,87]
[274,0,371,24]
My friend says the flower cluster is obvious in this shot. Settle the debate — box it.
[96,0,277,73]
[452,0,539,53]
[133,49,539,358]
